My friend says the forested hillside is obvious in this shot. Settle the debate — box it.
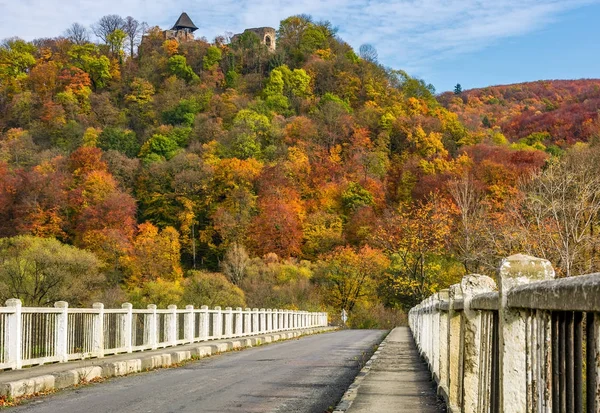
[1,15,599,327]
[439,79,600,150]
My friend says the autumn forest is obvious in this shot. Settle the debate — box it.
[1,14,600,327]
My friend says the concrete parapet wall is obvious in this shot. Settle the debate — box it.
[409,254,600,412]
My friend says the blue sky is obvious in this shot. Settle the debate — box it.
[0,0,598,93]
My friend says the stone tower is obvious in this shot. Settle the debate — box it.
[232,27,277,52]
[164,12,198,42]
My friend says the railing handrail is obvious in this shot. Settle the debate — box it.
[507,272,600,312]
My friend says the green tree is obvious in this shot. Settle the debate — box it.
[68,44,112,89]
[0,236,103,306]
[97,127,140,157]
[168,55,199,83]
[0,38,36,80]
[139,133,180,162]
[181,270,246,308]
[203,46,222,71]
[106,29,127,56]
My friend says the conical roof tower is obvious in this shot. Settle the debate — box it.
[172,12,198,32]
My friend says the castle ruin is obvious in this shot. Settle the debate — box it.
[231,27,277,52]
[160,13,276,51]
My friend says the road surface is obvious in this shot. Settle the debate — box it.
[11,329,386,413]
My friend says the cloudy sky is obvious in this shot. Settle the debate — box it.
[1,0,599,92]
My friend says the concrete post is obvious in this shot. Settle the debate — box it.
[498,254,555,413]
[461,274,497,413]
[121,302,133,353]
[213,306,222,339]
[167,304,178,346]
[266,309,272,332]
[147,304,158,349]
[92,303,104,358]
[184,305,194,343]
[5,298,22,369]
[235,307,243,336]
[200,305,209,340]
[437,289,450,398]
[244,308,251,335]
[447,284,464,410]
[55,301,69,362]
[272,309,278,331]
[252,308,259,334]
[224,307,233,337]
[259,308,266,333]
[431,293,440,381]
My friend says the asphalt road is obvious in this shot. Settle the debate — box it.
[10,329,386,413]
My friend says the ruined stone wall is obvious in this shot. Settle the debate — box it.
[231,27,276,52]
[163,30,195,43]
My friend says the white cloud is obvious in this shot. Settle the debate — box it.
[0,0,597,76]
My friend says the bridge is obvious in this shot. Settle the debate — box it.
[0,253,598,412]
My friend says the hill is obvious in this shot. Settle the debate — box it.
[439,79,600,148]
[0,14,598,323]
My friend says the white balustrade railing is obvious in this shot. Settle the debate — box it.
[0,299,328,370]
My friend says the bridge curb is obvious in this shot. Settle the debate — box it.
[332,329,390,412]
[0,326,338,400]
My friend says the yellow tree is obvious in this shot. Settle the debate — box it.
[371,192,459,309]
[315,245,389,313]
[123,222,183,287]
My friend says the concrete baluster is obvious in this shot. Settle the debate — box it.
[498,254,555,413]
[461,274,497,413]
[55,301,69,362]
[92,302,105,358]
[591,312,600,411]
